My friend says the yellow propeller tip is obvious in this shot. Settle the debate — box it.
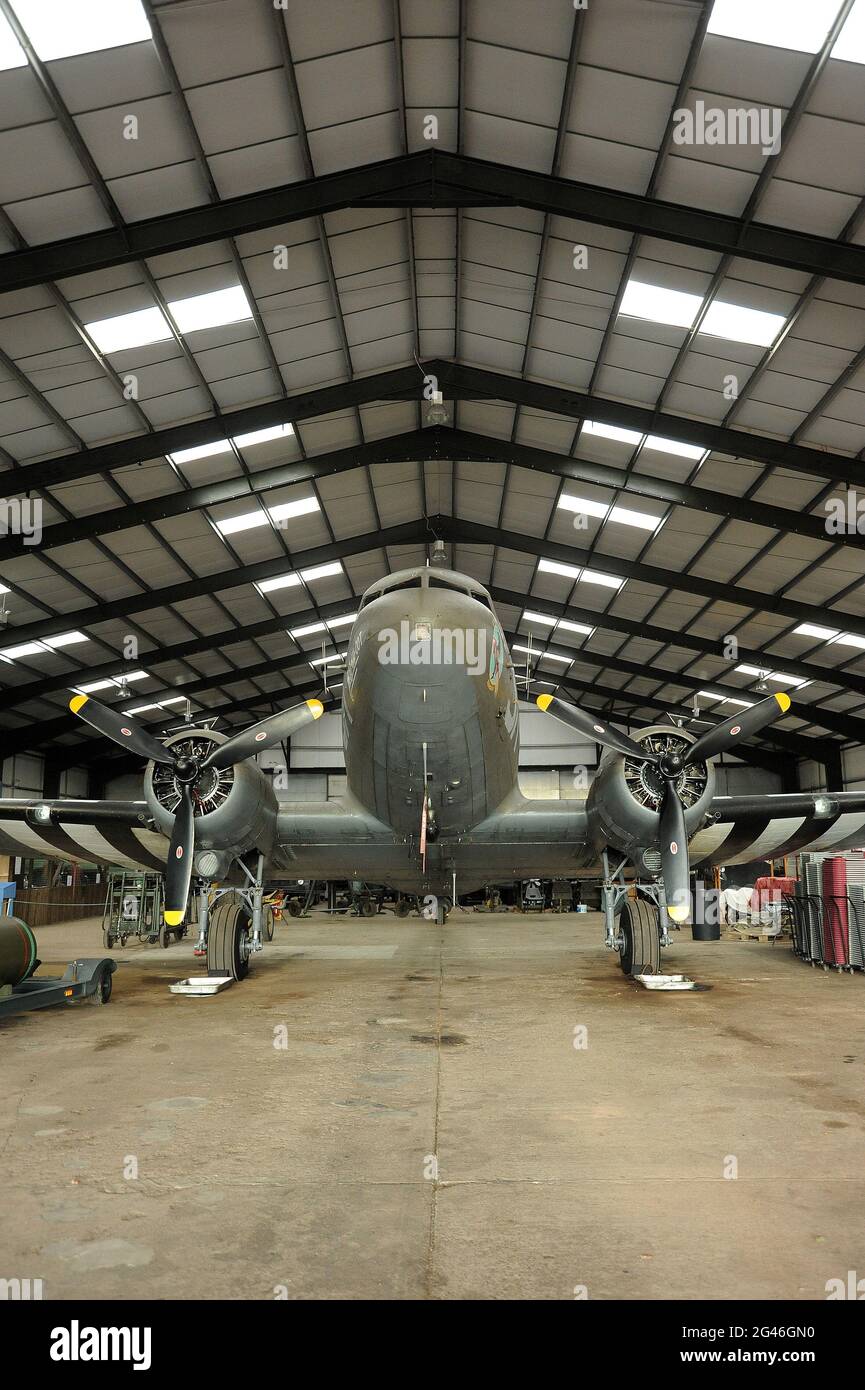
[307,698,324,719]
[536,693,554,711]
[69,693,88,714]
[164,910,184,927]
[774,692,792,713]
[667,904,690,923]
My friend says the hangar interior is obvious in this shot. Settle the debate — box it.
[1,0,865,1304]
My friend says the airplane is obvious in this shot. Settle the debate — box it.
[1,543,864,981]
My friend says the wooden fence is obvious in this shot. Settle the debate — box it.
[8,884,106,930]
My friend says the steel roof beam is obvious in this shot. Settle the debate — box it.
[489,585,865,701]
[0,426,850,564]
[8,361,862,497]
[1,513,864,672]
[4,150,865,292]
[1,564,861,725]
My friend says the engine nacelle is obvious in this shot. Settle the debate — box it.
[143,727,278,868]
[586,724,715,873]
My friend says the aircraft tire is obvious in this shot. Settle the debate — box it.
[207,893,251,981]
[618,897,660,976]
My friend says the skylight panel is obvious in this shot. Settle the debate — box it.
[301,562,343,584]
[269,497,320,527]
[831,633,865,651]
[0,630,88,663]
[76,671,148,694]
[216,495,319,537]
[793,622,839,640]
[257,573,302,596]
[309,652,346,668]
[581,421,642,447]
[558,494,660,531]
[45,631,88,649]
[93,287,255,356]
[643,435,707,461]
[620,280,701,330]
[0,12,25,69]
[558,617,595,637]
[512,644,572,665]
[169,440,233,467]
[707,0,835,54]
[13,0,151,62]
[833,0,865,63]
[233,424,293,450]
[169,287,253,335]
[257,560,343,596]
[619,279,785,347]
[290,612,358,639]
[735,664,810,689]
[701,300,785,347]
[698,689,753,707]
[170,425,293,468]
[86,306,171,353]
[126,695,186,716]
[522,611,595,639]
[538,558,623,590]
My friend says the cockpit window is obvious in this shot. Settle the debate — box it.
[427,576,462,590]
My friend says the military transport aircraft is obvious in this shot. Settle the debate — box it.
[0,550,864,979]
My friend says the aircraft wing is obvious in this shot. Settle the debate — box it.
[0,798,167,871]
[691,790,865,868]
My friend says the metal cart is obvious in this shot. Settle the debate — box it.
[102,869,190,948]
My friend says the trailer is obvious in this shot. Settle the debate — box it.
[0,956,116,1018]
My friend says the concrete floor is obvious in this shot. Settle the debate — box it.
[0,908,863,1301]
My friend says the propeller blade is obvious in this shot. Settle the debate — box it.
[689,692,791,764]
[536,693,648,761]
[659,779,690,924]
[68,693,173,764]
[203,698,325,771]
[163,782,194,927]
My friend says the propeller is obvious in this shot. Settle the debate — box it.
[537,690,791,922]
[69,691,325,925]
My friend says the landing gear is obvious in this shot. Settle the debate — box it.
[206,892,252,981]
[435,899,450,926]
[197,853,268,982]
[601,851,665,978]
[617,898,661,976]
[262,904,275,941]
